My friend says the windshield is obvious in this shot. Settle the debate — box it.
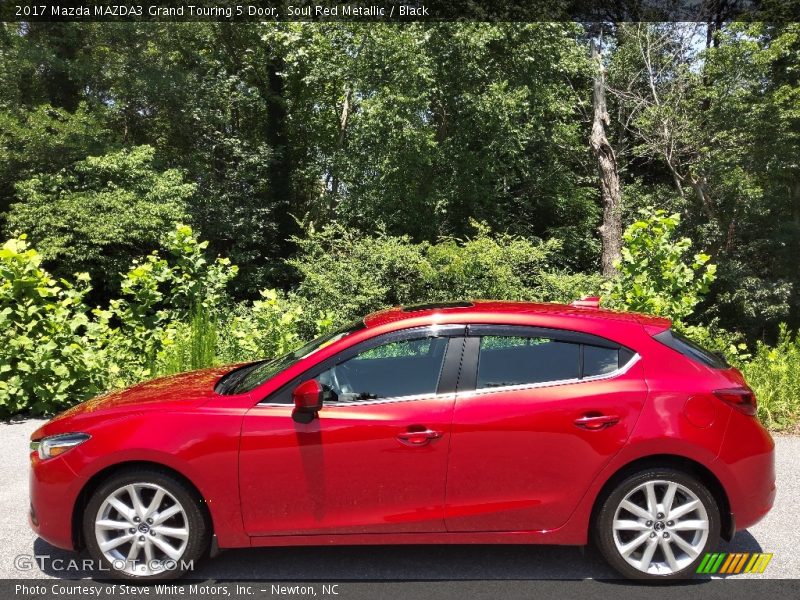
[219,320,366,395]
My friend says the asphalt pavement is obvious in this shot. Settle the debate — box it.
[2,418,798,581]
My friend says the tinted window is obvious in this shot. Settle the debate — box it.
[317,336,448,402]
[476,336,580,389]
[584,345,619,376]
[219,320,366,394]
[653,329,728,369]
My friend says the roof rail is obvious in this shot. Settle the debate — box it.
[570,295,601,309]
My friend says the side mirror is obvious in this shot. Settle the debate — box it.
[292,379,323,424]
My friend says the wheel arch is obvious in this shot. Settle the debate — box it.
[71,460,213,550]
[588,454,733,543]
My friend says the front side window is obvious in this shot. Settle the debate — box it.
[477,336,580,389]
[317,336,449,402]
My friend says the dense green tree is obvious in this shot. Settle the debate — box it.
[6,146,193,295]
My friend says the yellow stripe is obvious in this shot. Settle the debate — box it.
[744,553,760,573]
[757,554,773,573]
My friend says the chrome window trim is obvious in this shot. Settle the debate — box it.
[461,352,641,399]
[255,353,640,408]
[257,392,455,409]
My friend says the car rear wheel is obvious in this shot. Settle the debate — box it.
[594,468,720,580]
[83,468,209,580]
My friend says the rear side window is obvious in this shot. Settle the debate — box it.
[583,345,619,376]
[477,336,580,388]
[475,334,637,390]
[653,329,728,369]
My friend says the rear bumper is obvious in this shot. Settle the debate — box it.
[716,412,776,531]
[28,451,85,551]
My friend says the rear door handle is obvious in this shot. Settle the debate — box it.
[574,414,620,430]
[397,428,442,446]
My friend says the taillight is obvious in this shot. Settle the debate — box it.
[714,388,757,416]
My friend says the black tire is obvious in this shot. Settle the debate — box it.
[594,467,721,581]
[83,467,210,581]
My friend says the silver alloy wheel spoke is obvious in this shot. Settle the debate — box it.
[613,519,651,531]
[153,504,182,526]
[95,482,190,576]
[96,519,129,530]
[612,479,709,575]
[639,537,659,571]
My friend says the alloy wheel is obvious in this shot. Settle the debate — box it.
[611,479,710,575]
[94,482,190,576]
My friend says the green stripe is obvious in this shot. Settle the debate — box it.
[711,553,727,573]
[697,553,713,573]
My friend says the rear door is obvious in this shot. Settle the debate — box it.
[444,325,648,532]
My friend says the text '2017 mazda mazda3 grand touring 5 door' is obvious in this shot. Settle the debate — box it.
[29,299,775,580]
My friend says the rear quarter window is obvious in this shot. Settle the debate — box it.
[653,329,728,369]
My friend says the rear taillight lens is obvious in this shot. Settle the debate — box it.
[714,388,757,416]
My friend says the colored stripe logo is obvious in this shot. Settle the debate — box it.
[697,552,773,574]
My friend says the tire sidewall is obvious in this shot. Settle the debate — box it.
[83,468,209,581]
[594,468,721,581]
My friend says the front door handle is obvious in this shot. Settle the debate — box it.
[397,428,442,446]
[574,414,620,430]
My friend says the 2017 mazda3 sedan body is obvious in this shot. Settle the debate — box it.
[29,300,775,581]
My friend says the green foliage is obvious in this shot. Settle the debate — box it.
[0,236,107,417]
[289,222,601,330]
[740,325,800,432]
[105,224,238,385]
[604,209,716,322]
[6,146,194,294]
[217,290,305,364]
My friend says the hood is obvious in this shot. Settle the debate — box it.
[34,365,236,438]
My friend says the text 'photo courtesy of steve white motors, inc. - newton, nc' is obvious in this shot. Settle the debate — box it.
[12,4,430,18]
[14,583,341,597]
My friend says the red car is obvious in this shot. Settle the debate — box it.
[29,300,775,581]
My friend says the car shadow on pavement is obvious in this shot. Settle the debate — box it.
[30,531,766,581]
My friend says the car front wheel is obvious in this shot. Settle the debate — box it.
[595,468,721,580]
[83,467,209,580]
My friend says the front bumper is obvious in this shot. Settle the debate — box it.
[28,450,86,551]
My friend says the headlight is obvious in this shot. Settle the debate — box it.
[30,433,90,460]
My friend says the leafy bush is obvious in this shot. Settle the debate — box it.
[604,209,716,322]
[740,325,800,432]
[217,290,305,364]
[0,236,108,417]
[104,224,238,385]
[289,221,601,331]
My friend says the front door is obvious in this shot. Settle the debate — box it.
[444,325,648,532]
[239,329,463,536]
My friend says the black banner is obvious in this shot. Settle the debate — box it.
[5,579,800,600]
[2,0,800,23]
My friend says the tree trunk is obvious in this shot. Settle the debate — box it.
[328,85,353,209]
[589,38,623,277]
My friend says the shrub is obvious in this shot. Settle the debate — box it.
[217,290,305,364]
[740,325,800,431]
[604,209,716,322]
[105,224,238,385]
[0,236,108,417]
[288,221,602,330]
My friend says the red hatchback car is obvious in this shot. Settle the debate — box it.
[29,300,775,581]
